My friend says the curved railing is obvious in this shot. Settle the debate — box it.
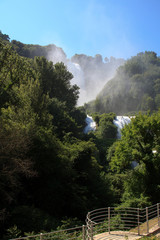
[86,203,160,239]
[10,203,160,240]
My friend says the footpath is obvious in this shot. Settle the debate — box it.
[94,224,160,239]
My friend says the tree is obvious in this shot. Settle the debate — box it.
[109,111,160,204]
[104,57,109,63]
[95,54,103,64]
[141,94,154,111]
[53,62,79,109]
[0,31,10,41]
[155,94,160,109]
[33,58,79,110]
[0,124,35,229]
[96,113,117,139]
[63,140,113,217]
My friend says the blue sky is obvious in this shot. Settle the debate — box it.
[1,0,160,60]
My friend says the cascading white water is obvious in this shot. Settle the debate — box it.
[84,115,131,135]
[113,116,131,138]
[65,62,87,106]
[84,115,138,168]
[83,115,96,134]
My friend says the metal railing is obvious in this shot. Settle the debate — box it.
[10,225,87,240]
[11,203,160,240]
[86,203,160,239]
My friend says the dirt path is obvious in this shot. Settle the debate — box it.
[94,231,142,240]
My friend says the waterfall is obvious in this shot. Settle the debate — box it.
[83,115,138,168]
[83,115,96,134]
[67,62,86,106]
[113,116,131,138]
[84,115,131,135]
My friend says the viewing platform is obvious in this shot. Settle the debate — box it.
[86,204,160,239]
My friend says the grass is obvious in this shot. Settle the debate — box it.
[140,236,160,240]
[130,217,159,235]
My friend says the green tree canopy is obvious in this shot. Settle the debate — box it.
[109,111,160,205]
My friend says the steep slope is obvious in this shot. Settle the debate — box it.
[85,51,160,114]
[0,30,125,105]
[71,54,125,103]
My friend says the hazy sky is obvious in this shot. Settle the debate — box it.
[1,0,160,60]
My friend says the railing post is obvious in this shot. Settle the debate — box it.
[91,222,93,240]
[108,207,110,234]
[88,212,91,239]
[157,203,160,227]
[40,233,43,240]
[82,225,86,240]
[138,208,140,235]
[146,207,149,234]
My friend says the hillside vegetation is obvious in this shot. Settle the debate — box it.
[71,54,125,102]
[85,51,160,114]
[0,31,125,105]
[0,31,117,239]
[1,31,160,239]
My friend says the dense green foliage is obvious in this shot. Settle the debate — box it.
[85,51,160,114]
[1,31,160,239]
[108,111,160,208]
[0,33,118,239]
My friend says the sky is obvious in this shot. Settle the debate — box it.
[1,0,160,60]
